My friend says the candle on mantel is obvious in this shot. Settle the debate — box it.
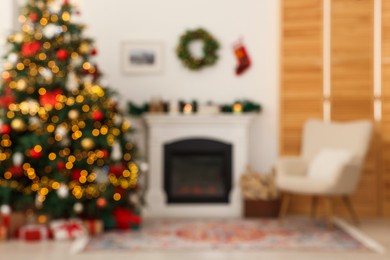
[183,104,193,114]
[233,102,243,114]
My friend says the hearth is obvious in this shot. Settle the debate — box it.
[164,139,232,203]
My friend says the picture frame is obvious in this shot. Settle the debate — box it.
[122,42,163,74]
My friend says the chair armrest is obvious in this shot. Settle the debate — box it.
[276,156,307,177]
[330,163,363,195]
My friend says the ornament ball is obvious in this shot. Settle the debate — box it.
[11,118,26,132]
[81,138,95,150]
[96,197,107,208]
[68,109,79,120]
[0,124,11,134]
[30,149,42,159]
[92,110,104,121]
[73,202,84,214]
[56,49,69,60]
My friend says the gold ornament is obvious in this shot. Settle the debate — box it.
[16,79,27,91]
[79,42,90,54]
[68,109,79,120]
[81,138,95,150]
[11,118,26,132]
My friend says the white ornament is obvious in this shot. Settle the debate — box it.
[140,162,149,172]
[55,125,68,138]
[57,184,69,199]
[40,68,53,81]
[13,152,24,166]
[0,205,11,215]
[95,167,109,184]
[114,115,123,126]
[73,203,83,214]
[43,24,62,39]
[7,53,18,65]
[66,71,79,91]
[29,117,41,127]
[111,142,122,161]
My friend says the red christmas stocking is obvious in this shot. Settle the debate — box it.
[234,43,251,75]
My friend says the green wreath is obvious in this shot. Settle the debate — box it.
[176,28,220,70]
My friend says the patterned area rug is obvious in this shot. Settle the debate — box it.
[83,218,383,253]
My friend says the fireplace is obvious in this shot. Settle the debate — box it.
[164,139,232,204]
[144,114,254,217]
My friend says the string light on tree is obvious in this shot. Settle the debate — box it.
[0,0,142,223]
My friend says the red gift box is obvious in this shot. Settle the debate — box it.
[0,226,7,240]
[18,225,50,242]
[83,219,104,236]
[112,208,142,230]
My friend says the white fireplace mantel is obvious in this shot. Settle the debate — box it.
[143,113,256,218]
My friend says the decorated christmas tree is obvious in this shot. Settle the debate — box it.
[0,0,141,226]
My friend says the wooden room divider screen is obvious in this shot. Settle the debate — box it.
[281,0,390,217]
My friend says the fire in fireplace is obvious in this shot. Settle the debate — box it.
[164,139,232,203]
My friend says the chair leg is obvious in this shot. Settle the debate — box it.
[324,197,334,229]
[279,193,291,223]
[311,196,319,219]
[342,196,360,226]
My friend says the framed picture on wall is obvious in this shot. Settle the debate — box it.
[122,42,163,74]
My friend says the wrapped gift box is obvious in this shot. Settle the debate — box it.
[0,226,7,241]
[18,225,50,242]
[50,219,87,240]
[83,219,104,236]
[0,212,26,238]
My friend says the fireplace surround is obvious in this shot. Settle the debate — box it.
[144,114,255,218]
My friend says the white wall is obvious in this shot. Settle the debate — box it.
[0,0,280,174]
[0,0,14,63]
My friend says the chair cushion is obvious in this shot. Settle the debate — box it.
[307,148,353,181]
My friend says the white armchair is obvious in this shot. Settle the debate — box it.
[276,119,373,227]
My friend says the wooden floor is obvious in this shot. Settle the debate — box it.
[0,218,389,260]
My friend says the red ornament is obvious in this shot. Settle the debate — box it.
[0,124,11,135]
[101,149,109,159]
[56,49,69,60]
[96,198,107,208]
[30,149,42,159]
[39,89,62,107]
[71,169,82,180]
[0,87,15,108]
[64,0,69,4]
[29,12,39,22]
[109,164,125,177]
[21,41,41,57]
[91,110,104,121]
[91,49,97,55]
[57,161,65,170]
[9,165,23,177]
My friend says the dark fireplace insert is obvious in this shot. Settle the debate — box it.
[164,138,232,204]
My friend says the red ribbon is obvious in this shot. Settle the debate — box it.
[57,223,82,238]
